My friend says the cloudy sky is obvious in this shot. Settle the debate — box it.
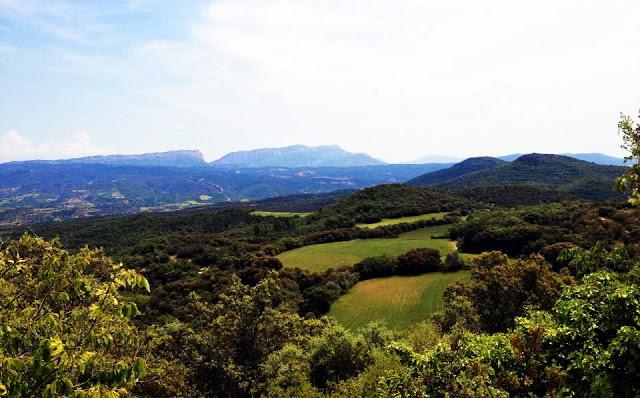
[1,0,639,163]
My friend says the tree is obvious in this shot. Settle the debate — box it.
[441,251,465,272]
[616,110,640,204]
[396,248,441,275]
[445,253,575,332]
[0,235,149,397]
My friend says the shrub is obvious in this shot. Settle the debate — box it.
[354,256,398,279]
[396,248,441,275]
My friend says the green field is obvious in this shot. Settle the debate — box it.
[329,271,471,330]
[278,224,458,272]
[356,212,448,229]
[250,211,312,218]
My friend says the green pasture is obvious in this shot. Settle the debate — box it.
[355,212,448,229]
[329,271,471,330]
[277,224,459,272]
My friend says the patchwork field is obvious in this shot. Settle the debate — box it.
[355,212,448,229]
[250,211,312,217]
[329,271,471,330]
[277,224,458,272]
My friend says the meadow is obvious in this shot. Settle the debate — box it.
[277,224,458,272]
[355,212,448,229]
[329,271,471,330]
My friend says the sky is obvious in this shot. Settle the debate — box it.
[1,0,639,163]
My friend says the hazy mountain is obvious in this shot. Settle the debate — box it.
[211,145,385,167]
[7,150,207,168]
[439,153,627,201]
[498,154,523,161]
[561,153,626,166]
[408,157,506,186]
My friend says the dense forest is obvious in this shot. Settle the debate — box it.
[1,113,640,397]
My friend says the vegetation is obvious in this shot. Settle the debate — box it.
[617,110,640,204]
[329,271,471,330]
[0,236,148,396]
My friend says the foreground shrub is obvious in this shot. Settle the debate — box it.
[0,235,149,396]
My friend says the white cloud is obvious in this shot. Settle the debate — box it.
[0,131,107,162]
[129,0,640,162]
[2,1,640,162]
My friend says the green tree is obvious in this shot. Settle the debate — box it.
[617,110,640,204]
[0,235,149,397]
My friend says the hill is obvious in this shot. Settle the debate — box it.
[8,150,207,168]
[211,144,385,167]
[408,157,505,186]
[310,184,475,225]
[440,154,627,201]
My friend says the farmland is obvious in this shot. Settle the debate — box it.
[355,212,448,228]
[329,271,471,330]
[277,224,458,272]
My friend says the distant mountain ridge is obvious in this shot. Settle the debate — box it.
[211,145,385,168]
[7,150,207,168]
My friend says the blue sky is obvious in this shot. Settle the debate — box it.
[1,0,639,163]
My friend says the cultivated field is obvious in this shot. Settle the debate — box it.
[278,224,457,272]
[355,212,448,229]
[329,271,471,330]
[250,211,312,217]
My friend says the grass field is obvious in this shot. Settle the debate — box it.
[355,212,448,229]
[329,271,471,330]
[277,224,458,272]
[250,211,312,218]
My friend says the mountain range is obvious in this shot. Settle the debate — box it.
[0,144,631,226]
[211,145,385,167]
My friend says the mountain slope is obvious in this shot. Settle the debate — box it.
[408,157,505,186]
[211,145,385,167]
[440,153,627,201]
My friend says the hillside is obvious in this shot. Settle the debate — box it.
[310,184,475,225]
[408,157,505,186]
[211,144,385,167]
[439,154,627,201]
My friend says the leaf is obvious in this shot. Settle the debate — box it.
[0,383,7,396]
[49,338,65,356]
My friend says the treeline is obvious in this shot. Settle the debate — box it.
[450,201,640,260]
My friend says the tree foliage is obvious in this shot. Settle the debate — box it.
[0,235,149,397]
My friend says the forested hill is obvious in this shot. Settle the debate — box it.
[408,157,505,186]
[411,153,627,201]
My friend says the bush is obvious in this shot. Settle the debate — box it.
[354,256,398,280]
[441,251,465,272]
[396,248,441,275]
